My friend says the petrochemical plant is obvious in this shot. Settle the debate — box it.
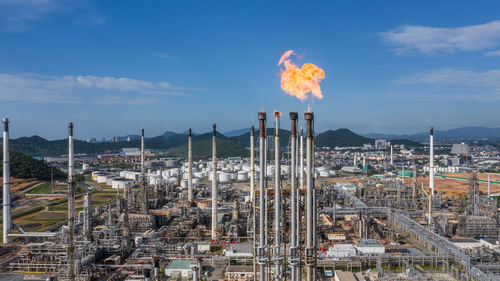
[1,112,500,281]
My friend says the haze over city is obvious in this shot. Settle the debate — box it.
[2,1,500,139]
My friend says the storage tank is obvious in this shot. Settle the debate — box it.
[82,163,90,171]
[97,175,107,183]
[168,177,178,185]
[192,178,200,187]
[237,171,249,181]
[181,179,188,189]
[219,172,231,183]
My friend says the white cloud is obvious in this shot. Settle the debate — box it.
[380,20,500,55]
[396,68,500,88]
[0,73,197,104]
[484,50,500,56]
[0,0,104,31]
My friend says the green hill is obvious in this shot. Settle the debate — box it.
[389,139,423,148]
[315,128,374,148]
[0,150,66,181]
[230,128,291,149]
[167,138,249,159]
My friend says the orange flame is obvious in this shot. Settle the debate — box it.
[278,50,325,101]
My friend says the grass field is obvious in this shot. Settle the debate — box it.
[10,189,119,233]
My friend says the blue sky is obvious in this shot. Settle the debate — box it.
[1,0,500,139]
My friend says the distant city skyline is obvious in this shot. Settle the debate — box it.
[1,1,500,139]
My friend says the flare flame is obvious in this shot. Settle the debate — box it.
[278,50,325,101]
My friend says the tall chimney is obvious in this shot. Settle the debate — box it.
[67,122,76,281]
[257,112,267,281]
[289,112,298,281]
[429,127,434,196]
[250,126,257,279]
[211,124,218,240]
[2,118,10,244]
[141,129,148,213]
[297,126,303,280]
[250,126,255,203]
[188,128,193,202]
[273,111,282,280]
[304,112,315,281]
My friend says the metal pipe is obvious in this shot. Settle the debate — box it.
[188,128,193,202]
[67,122,75,281]
[305,112,315,281]
[289,112,298,281]
[273,111,281,280]
[257,112,267,281]
[2,118,10,244]
[141,128,148,213]
[211,124,218,240]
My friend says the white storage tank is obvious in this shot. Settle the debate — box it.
[82,163,90,171]
[180,179,188,189]
[168,177,178,185]
[219,172,231,183]
[97,175,107,183]
[237,171,249,181]
[192,178,200,187]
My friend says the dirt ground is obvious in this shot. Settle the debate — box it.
[411,173,500,198]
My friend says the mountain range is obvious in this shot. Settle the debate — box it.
[362,126,500,140]
[2,128,423,158]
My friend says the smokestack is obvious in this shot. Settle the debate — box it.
[304,112,315,281]
[141,129,148,213]
[67,122,76,281]
[211,124,217,240]
[429,127,434,196]
[3,118,10,244]
[257,112,267,281]
[250,125,257,278]
[297,126,303,280]
[250,126,255,203]
[273,111,282,280]
[289,112,298,281]
[188,128,193,202]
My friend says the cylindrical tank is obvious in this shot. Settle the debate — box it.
[180,179,188,189]
[237,171,249,181]
[219,172,231,183]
